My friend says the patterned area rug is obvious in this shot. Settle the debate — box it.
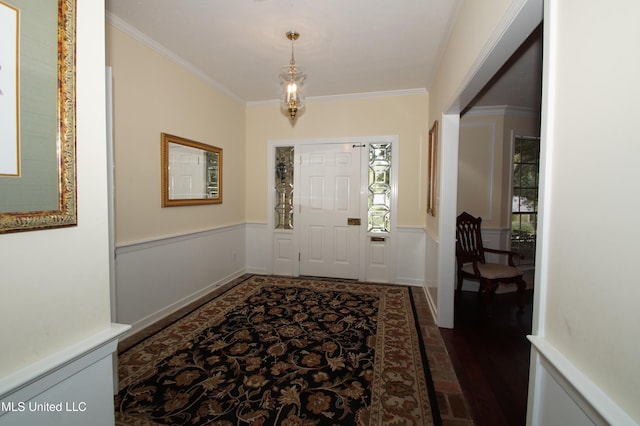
[115,275,442,425]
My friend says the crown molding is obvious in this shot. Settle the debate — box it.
[247,88,428,107]
[464,105,539,118]
[309,88,428,103]
[106,12,245,105]
[107,13,428,108]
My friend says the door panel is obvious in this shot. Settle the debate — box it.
[299,143,361,279]
[334,227,350,262]
[170,150,205,199]
[308,225,324,260]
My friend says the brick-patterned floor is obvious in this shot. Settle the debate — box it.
[411,287,474,425]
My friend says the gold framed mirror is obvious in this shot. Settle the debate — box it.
[0,0,77,233]
[161,133,223,207]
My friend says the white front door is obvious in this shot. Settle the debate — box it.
[299,143,362,279]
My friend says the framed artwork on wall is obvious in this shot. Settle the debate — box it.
[427,120,438,217]
[0,1,19,177]
[0,0,77,233]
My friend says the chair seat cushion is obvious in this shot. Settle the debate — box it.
[461,262,523,280]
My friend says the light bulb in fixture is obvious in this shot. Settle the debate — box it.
[279,31,306,122]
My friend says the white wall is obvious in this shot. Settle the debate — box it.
[0,0,113,376]
[115,225,246,336]
[0,1,125,424]
[528,0,640,423]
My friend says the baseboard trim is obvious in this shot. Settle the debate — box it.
[395,278,424,287]
[423,285,438,324]
[120,269,245,344]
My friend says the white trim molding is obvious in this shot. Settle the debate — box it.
[465,105,539,118]
[247,88,428,106]
[266,136,401,284]
[115,224,246,336]
[528,336,637,426]
[0,324,129,425]
[395,226,426,286]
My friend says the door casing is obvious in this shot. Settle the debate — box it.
[267,136,399,282]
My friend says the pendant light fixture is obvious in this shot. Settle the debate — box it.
[279,31,306,122]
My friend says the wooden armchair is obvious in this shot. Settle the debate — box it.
[455,212,526,316]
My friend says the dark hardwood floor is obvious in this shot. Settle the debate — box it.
[439,288,534,426]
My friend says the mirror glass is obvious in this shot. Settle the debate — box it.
[161,133,222,207]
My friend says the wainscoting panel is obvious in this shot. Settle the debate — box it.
[273,232,296,276]
[115,224,246,336]
[528,336,636,426]
[424,230,439,289]
[0,324,128,426]
[365,236,389,283]
[116,223,428,337]
[394,227,426,286]
[424,230,439,319]
[245,223,270,275]
[247,223,426,286]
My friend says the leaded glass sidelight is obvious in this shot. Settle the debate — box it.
[275,146,295,229]
[368,144,391,233]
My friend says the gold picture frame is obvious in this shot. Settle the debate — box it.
[0,0,77,233]
[161,133,223,207]
[427,120,438,217]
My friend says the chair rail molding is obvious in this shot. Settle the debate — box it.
[528,336,637,426]
[0,324,129,426]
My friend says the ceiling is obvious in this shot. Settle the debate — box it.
[467,27,542,112]
[105,0,541,110]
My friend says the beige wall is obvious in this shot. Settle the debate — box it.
[106,26,246,245]
[245,94,429,227]
[541,0,640,420]
[429,0,512,116]
[0,1,112,375]
[427,0,516,237]
[458,114,503,225]
[458,108,539,229]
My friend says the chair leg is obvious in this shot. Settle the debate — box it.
[457,270,463,291]
[480,280,498,318]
